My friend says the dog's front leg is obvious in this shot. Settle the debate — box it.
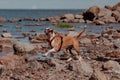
[43,48,56,56]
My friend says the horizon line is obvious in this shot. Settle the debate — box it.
[0,8,87,10]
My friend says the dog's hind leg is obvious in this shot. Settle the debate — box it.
[73,41,83,61]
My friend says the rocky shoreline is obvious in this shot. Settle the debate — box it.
[0,2,120,26]
[0,25,120,79]
[0,2,120,80]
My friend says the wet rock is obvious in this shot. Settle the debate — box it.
[2,28,7,33]
[22,32,30,37]
[103,60,120,74]
[13,41,35,55]
[24,23,41,26]
[39,18,47,21]
[9,18,21,23]
[23,17,33,21]
[15,26,21,29]
[0,18,6,22]
[29,30,36,32]
[1,33,12,38]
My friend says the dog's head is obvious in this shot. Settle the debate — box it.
[44,28,60,38]
[44,28,54,35]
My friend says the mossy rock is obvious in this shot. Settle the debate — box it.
[55,23,73,28]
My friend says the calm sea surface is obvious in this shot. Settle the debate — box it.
[0,9,119,42]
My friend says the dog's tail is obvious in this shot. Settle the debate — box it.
[75,25,86,39]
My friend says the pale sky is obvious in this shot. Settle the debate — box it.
[0,0,119,9]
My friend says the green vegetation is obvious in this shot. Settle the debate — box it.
[55,23,73,28]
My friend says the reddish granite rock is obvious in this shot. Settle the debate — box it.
[0,18,6,22]
[83,6,100,21]
[0,53,24,69]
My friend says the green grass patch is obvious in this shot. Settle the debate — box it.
[55,23,73,28]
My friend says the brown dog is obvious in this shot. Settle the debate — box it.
[43,26,86,61]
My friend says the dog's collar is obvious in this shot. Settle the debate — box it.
[50,36,56,43]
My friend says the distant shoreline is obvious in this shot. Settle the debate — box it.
[0,9,86,10]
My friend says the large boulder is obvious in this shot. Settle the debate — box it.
[103,60,120,74]
[98,15,116,23]
[112,10,120,22]
[61,14,75,22]
[98,8,112,17]
[13,41,35,55]
[83,6,100,21]
[112,2,120,11]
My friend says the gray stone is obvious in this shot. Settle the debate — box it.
[103,60,120,74]
[90,69,107,80]
[13,41,35,55]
